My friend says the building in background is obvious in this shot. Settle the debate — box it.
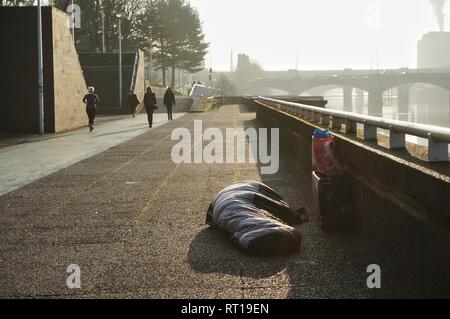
[413,32,450,124]
[417,32,450,69]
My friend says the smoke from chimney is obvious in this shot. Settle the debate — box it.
[430,0,447,31]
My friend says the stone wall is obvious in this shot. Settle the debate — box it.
[51,9,88,132]
[0,7,88,133]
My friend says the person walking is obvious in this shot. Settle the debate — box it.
[144,87,157,128]
[163,87,176,121]
[82,86,99,132]
[127,89,140,118]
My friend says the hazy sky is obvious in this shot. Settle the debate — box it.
[189,0,449,71]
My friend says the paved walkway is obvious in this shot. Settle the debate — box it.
[0,113,185,197]
[0,105,410,298]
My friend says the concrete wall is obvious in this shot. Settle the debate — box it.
[252,99,450,298]
[51,9,88,132]
[79,52,143,114]
[0,7,87,134]
[0,7,54,133]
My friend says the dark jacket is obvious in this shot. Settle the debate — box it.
[83,93,99,108]
[128,93,140,108]
[144,92,157,111]
[163,90,176,107]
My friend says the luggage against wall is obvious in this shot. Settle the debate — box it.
[311,129,353,230]
[312,171,353,230]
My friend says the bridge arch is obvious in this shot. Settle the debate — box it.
[294,82,370,95]
[380,79,450,94]
[249,74,450,117]
[296,84,367,112]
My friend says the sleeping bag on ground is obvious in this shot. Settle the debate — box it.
[206,181,308,255]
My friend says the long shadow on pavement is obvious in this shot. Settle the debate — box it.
[188,225,289,280]
[92,126,149,138]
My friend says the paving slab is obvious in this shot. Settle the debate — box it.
[0,113,185,197]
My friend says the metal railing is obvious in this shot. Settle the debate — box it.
[129,50,140,91]
[253,96,450,162]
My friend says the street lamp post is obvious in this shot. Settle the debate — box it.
[116,13,123,108]
[37,0,44,135]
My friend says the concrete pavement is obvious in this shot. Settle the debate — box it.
[0,113,185,197]
[0,105,411,298]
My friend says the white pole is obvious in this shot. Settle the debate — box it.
[37,0,44,135]
[102,11,105,53]
[149,39,152,84]
[71,0,75,46]
[118,17,122,108]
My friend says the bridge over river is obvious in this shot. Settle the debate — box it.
[241,68,450,116]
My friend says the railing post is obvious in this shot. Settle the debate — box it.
[344,118,357,134]
[428,137,448,162]
[312,112,321,122]
[330,116,344,130]
[389,127,406,149]
[298,109,305,118]
[362,123,377,140]
[288,105,295,114]
[320,114,330,126]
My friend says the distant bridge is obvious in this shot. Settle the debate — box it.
[241,68,450,115]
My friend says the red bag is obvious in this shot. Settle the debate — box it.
[312,134,343,177]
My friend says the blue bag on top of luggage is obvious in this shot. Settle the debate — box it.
[313,128,331,139]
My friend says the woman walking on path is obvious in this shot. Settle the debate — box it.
[144,87,157,128]
[128,89,140,118]
[82,86,99,132]
[163,87,176,121]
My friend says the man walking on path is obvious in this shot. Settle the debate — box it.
[128,89,140,118]
[144,87,157,128]
[82,86,99,132]
[163,87,176,121]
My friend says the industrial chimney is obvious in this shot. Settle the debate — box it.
[430,0,447,31]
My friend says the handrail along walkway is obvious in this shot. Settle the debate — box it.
[252,96,450,162]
